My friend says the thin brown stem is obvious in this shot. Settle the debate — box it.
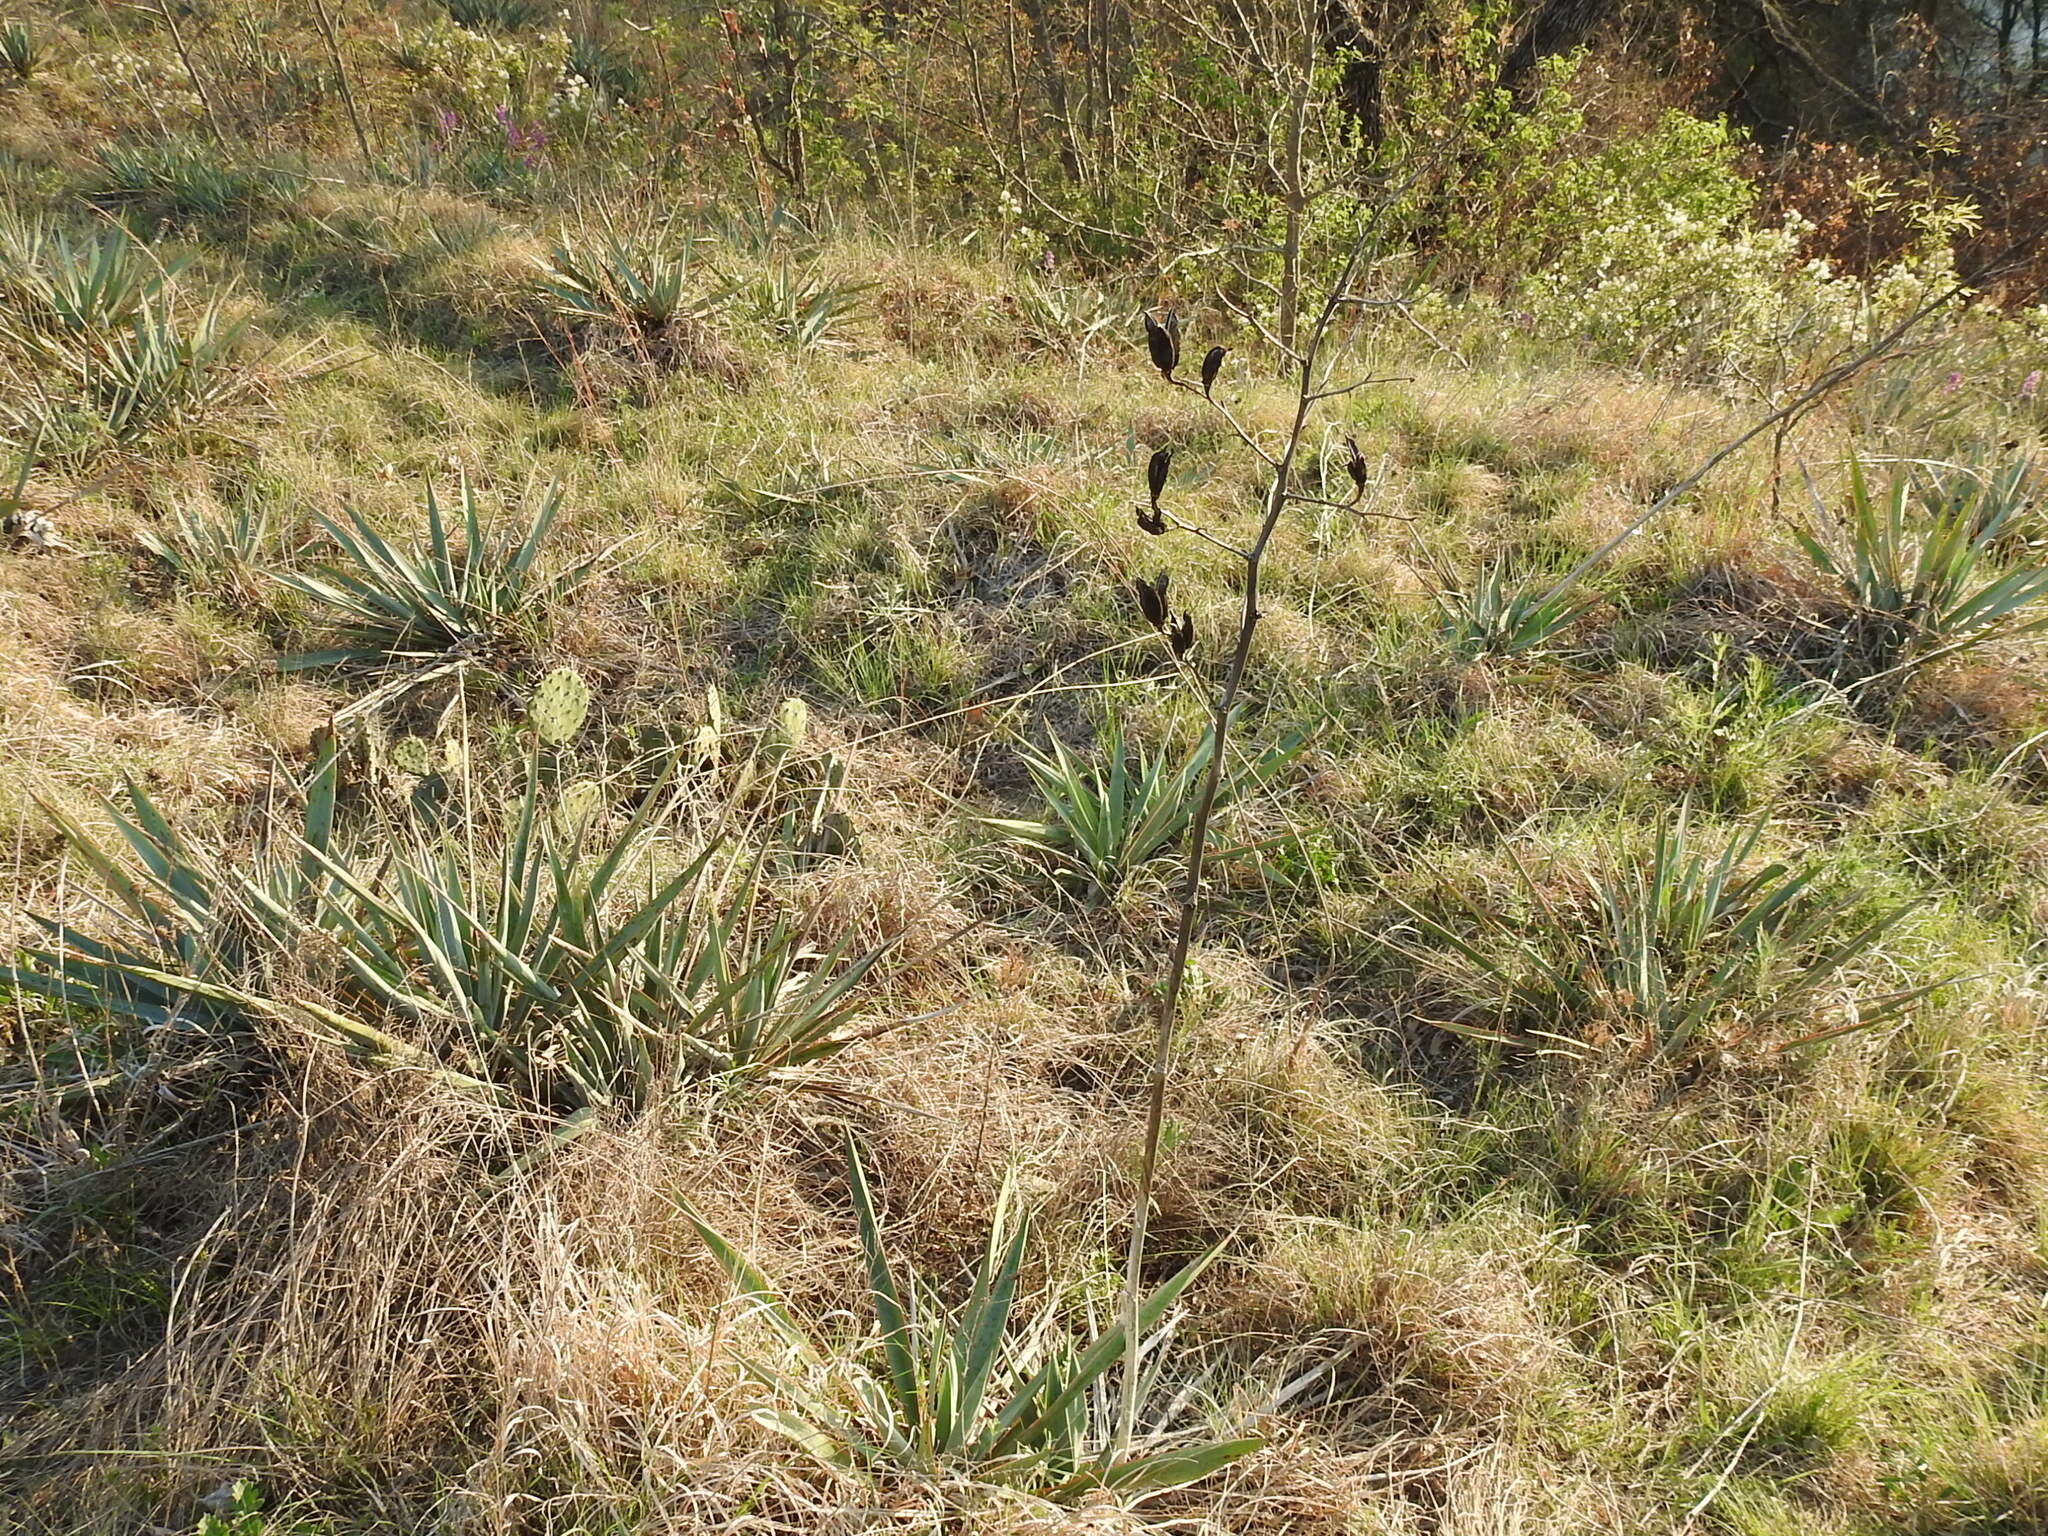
[1115,223,1378,1454]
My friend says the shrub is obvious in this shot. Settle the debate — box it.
[534,227,715,336]
[737,257,871,348]
[0,303,260,458]
[10,748,340,1034]
[93,141,301,224]
[443,0,547,32]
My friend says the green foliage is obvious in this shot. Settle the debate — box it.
[138,496,279,595]
[1796,457,2048,674]
[0,216,258,456]
[566,33,642,104]
[0,18,41,82]
[193,1481,264,1536]
[93,141,301,225]
[737,256,871,348]
[0,218,185,333]
[13,707,882,1115]
[277,478,594,672]
[686,1139,1258,1500]
[316,774,880,1113]
[1405,808,1940,1060]
[1432,560,1595,661]
[807,615,969,715]
[534,227,715,335]
[443,0,547,32]
[9,749,339,1034]
[986,724,1304,900]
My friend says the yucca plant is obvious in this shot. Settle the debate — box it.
[0,299,257,453]
[1432,559,1595,661]
[311,679,884,1112]
[534,229,717,336]
[986,724,1304,900]
[277,478,593,673]
[0,218,185,334]
[14,675,883,1115]
[686,1138,1259,1500]
[1402,808,1941,1060]
[10,748,339,1033]
[138,496,279,596]
[443,0,546,31]
[0,18,42,83]
[741,257,870,349]
[92,142,298,224]
[1796,456,2048,674]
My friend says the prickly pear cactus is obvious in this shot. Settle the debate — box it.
[771,695,809,757]
[529,667,591,745]
[389,734,432,777]
[555,779,605,830]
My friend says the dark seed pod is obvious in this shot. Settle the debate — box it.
[1133,572,1170,629]
[1143,310,1179,378]
[1146,446,1171,510]
[1200,345,1225,395]
[1345,435,1369,495]
[1136,506,1167,536]
[1168,612,1196,659]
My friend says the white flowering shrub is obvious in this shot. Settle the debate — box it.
[1409,56,1978,387]
[393,17,572,123]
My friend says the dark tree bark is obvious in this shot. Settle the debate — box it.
[1318,0,1385,147]
[1498,0,1619,103]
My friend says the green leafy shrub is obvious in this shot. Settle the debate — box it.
[138,496,280,598]
[443,0,547,32]
[10,748,339,1034]
[686,1138,1258,1499]
[0,219,182,333]
[738,257,871,348]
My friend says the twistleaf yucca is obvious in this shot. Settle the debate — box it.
[986,723,1304,900]
[277,477,595,673]
[1796,455,2048,674]
[684,1137,1258,1500]
[1395,807,1945,1059]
